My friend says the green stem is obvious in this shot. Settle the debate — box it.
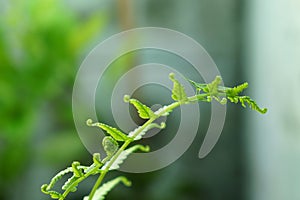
[60,164,102,199]
[87,93,209,200]
[87,169,106,200]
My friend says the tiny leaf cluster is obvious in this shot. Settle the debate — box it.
[41,73,267,200]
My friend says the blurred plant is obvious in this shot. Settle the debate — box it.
[0,0,104,187]
[41,73,267,200]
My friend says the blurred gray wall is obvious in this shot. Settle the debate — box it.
[245,0,300,199]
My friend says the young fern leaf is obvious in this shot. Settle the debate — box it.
[41,185,62,199]
[46,167,73,191]
[87,119,128,141]
[102,136,119,157]
[62,175,79,192]
[169,73,188,103]
[188,79,205,90]
[224,82,249,96]
[72,161,84,177]
[154,105,173,116]
[93,153,103,166]
[222,81,267,113]
[124,95,155,119]
[102,145,150,171]
[188,76,267,113]
[205,76,226,103]
[83,176,131,200]
[228,96,267,114]
[42,73,267,200]
[83,154,103,175]
[128,122,166,140]
[206,76,222,95]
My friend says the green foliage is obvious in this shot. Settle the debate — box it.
[102,145,150,171]
[169,73,188,103]
[0,0,104,184]
[87,119,129,142]
[42,73,267,200]
[124,95,155,119]
[128,122,166,140]
[188,76,267,113]
[62,175,79,193]
[102,136,119,157]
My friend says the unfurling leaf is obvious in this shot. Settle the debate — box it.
[87,119,128,141]
[72,161,83,177]
[224,82,249,97]
[46,167,73,190]
[41,184,62,199]
[228,96,267,114]
[93,153,102,165]
[169,73,188,103]
[42,73,267,200]
[102,136,118,156]
[83,176,131,200]
[188,76,267,114]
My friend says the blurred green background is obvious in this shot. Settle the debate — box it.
[0,0,299,200]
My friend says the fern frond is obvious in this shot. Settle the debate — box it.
[124,95,155,119]
[86,119,128,141]
[102,136,119,157]
[188,76,267,114]
[72,161,84,177]
[188,79,206,93]
[47,167,73,190]
[128,122,166,140]
[228,96,267,114]
[62,175,79,192]
[41,185,62,199]
[101,145,150,171]
[93,153,103,165]
[169,73,188,103]
[206,76,222,96]
[224,82,248,97]
[83,176,131,200]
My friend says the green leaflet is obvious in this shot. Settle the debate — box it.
[169,73,188,103]
[206,76,222,95]
[83,176,131,200]
[98,123,128,141]
[87,119,128,141]
[124,95,155,119]
[102,145,150,170]
[188,79,206,94]
[205,76,227,104]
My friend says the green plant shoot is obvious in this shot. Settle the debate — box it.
[41,73,267,200]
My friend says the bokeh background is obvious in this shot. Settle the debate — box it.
[0,0,299,200]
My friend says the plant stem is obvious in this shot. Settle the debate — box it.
[87,93,209,200]
[60,164,102,199]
